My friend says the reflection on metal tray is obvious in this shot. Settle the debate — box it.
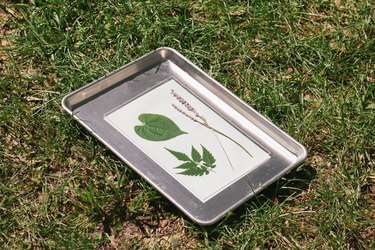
[62,47,307,225]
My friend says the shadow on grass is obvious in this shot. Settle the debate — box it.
[73,124,316,241]
[79,140,315,239]
[102,163,317,241]
[192,163,317,238]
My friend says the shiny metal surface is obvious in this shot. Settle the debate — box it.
[62,47,307,225]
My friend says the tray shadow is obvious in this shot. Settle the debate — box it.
[191,163,317,235]
[72,126,315,240]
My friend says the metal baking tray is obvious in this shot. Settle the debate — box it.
[62,47,307,225]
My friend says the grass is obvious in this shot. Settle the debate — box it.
[1,0,373,248]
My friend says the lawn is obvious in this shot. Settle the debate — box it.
[1,0,374,248]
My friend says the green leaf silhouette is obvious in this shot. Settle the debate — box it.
[191,146,201,162]
[166,145,216,177]
[202,145,216,167]
[134,113,187,141]
[175,162,196,169]
[178,167,207,176]
[165,148,191,162]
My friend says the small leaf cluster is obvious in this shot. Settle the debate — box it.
[166,145,216,176]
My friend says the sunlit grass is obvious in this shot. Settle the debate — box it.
[1,0,373,248]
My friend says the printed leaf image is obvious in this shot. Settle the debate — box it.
[166,146,216,176]
[134,113,187,141]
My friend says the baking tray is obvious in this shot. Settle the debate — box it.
[62,47,307,225]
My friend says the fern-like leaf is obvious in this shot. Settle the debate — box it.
[177,167,206,176]
[191,146,201,162]
[166,145,217,177]
[175,162,195,169]
[165,148,191,162]
[201,145,216,167]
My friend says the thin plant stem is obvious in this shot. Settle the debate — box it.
[172,103,253,158]
[212,129,235,170]
[207,123,253,158]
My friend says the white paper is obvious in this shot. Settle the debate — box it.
[105,79,270,202]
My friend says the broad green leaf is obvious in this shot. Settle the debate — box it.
[201,145,216,167]
[165,148,191,162]
[191,146,201,162]
[134,113,187,141]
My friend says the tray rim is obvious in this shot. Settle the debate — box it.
[61,47,308,225]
